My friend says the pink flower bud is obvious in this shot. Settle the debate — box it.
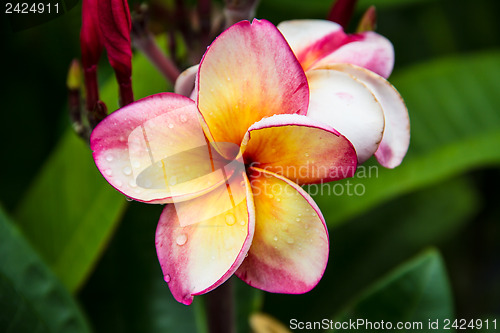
[327,0,358,30]
[98,0,134,106]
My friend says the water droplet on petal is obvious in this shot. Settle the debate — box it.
[180,115,187,123]
[286,238,294,244]
[123,166,132,175]
[106,155,113,162]
[129,180,137,188]
[311,212,317,217]
[239,220,246,226]
[125,196,133,202]
[176,234,187,246]
[164,274,171,283]
[168,176,177,186]
[296,217,301,222]
[105,169,112,176]
[273,236,278,241]
[276,197,281,202]
[116,180,123,187]
[305,152,310,157]
[168,123,174,129]
[132,161,141,168]
[225,214,236,226]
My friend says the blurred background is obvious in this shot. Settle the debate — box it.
[1,0,499,332]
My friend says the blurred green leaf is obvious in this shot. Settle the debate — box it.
[264,176,477,324]
[79,203,264,333]
[15,49,172,292]
[0,206,90,333]
[258,0,437,22]
[233,277,265,333]
[331,249,453,332]
[313,50,500,228]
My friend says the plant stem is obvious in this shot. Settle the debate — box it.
[205,279,236,333]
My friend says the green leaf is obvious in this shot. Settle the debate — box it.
[263,177,477,324]
[0,206,91,333]
[257,0,438,22]
[332,249,453,332]
[78,203,264,333]
[312,50,500,228]
[15,49,172,292]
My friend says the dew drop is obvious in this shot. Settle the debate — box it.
[125,196,134,202]
[129,180,137,188]
[311,212,317,217]
[211,255,216,260]
[225,214,236,226]
[106,155,113,162]
[273,236,278,241]
[132,161,141,168]
[245,253,249,258]
[105,169,112,176]
[304,152,310,157]
[239,220,246,226]
[268,194,274,199]
[176,234,187,246]
[180,115,188,123]
[168,176,177,186]
[123,166,132,176]
[227,77,231,81]
[286,238,294,244]
[168,123,174,129]
[116,180,123,187]
[276,197,281,202]
[164,274,171,283]
[296,217,301,222]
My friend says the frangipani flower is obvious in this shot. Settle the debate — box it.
[91,19,359,304]
[176,19,410,168]
[277,19,410,168]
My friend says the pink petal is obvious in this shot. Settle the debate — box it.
[156,170,255,305]
[278,20,395,78]
[241,114,357,185]
[306,68,385,164]
[329,64,409,168]
[91,93,238,203]
[314,31,395,79]
[197,19,309,148]
[236,167,329,294]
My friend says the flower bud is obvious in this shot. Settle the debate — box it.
[99,0,134,106]
[357,5,377,33]
[327,0,358,29]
